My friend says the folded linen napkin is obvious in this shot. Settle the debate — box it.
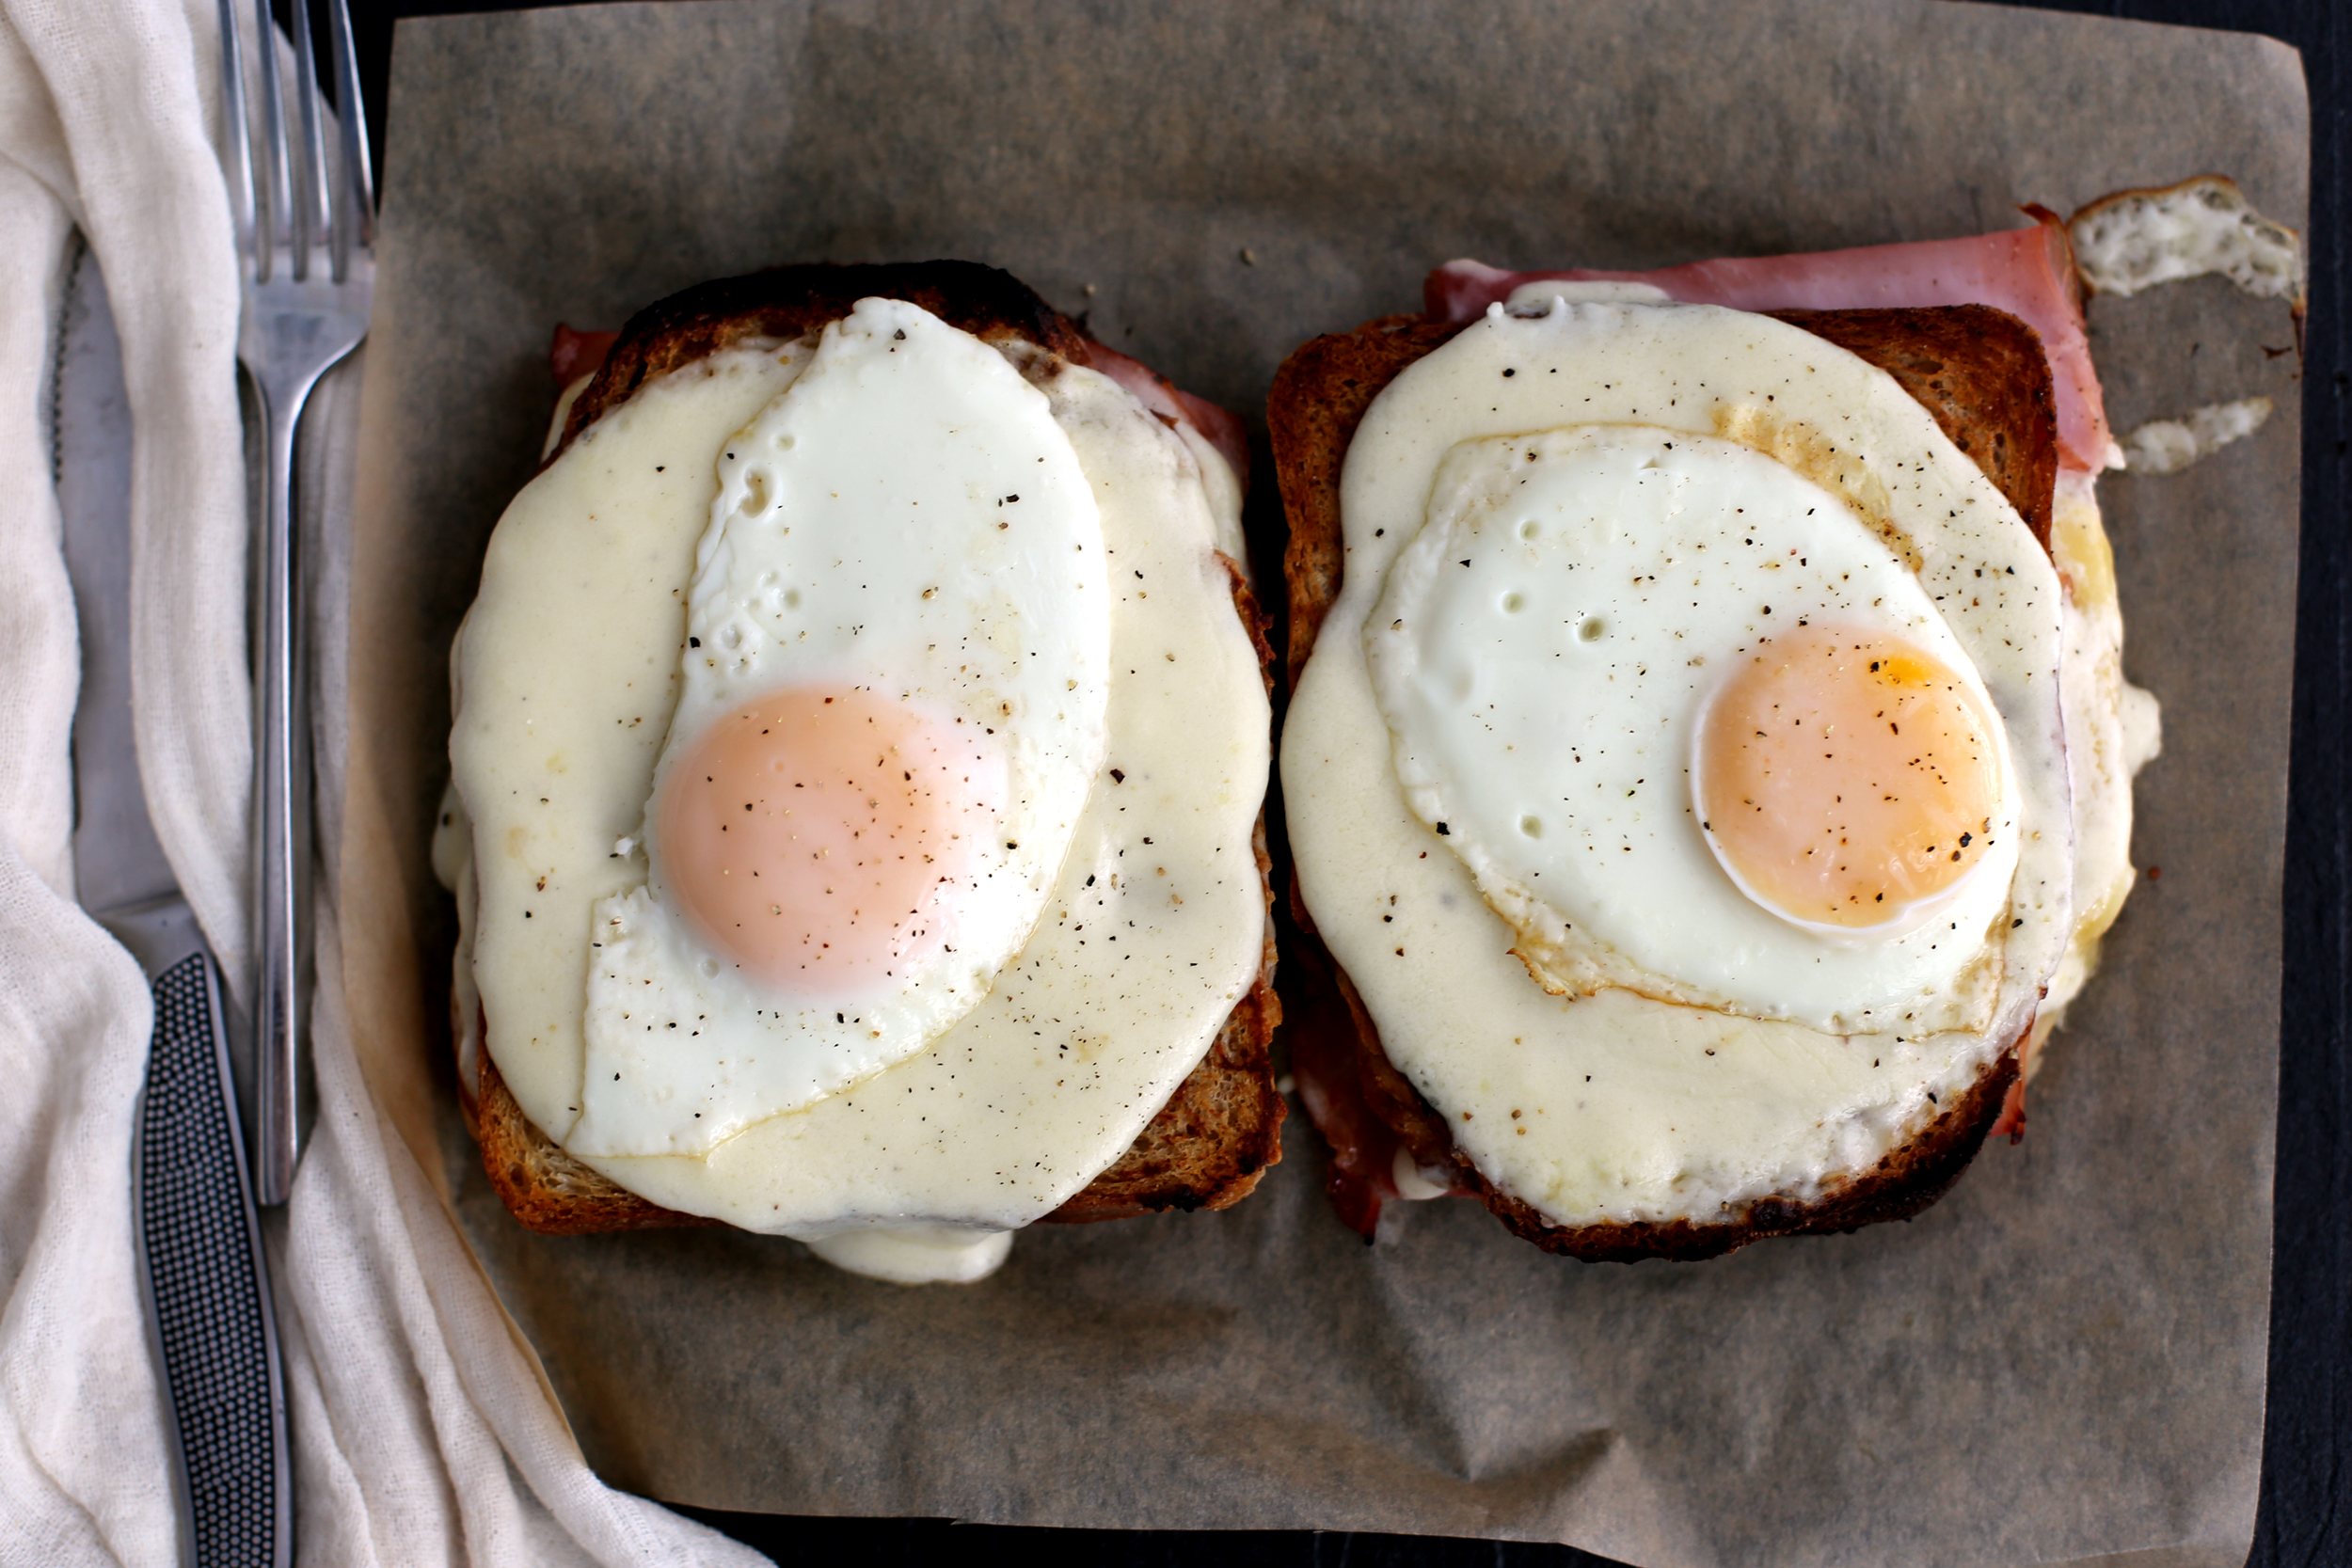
[0,3,766,1561]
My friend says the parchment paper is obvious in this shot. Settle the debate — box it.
[342,3,2309,1562]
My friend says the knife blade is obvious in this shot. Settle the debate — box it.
[56,236,292,1568]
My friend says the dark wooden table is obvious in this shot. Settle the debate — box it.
[334,0,2349,1560]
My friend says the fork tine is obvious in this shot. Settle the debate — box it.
[326,0,373,277]
[215,0,255,268]
[288,0,331,282]
[249,0,290,284]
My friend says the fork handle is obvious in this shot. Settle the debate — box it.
[251,376,311,1208]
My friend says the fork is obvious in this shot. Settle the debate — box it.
[217,0,373,1206]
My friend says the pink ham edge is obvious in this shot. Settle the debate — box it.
[1424,211,2119,476]
[549,324,619,387]
[1083,340,1252,493]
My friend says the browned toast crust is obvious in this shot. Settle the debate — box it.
[1271,314,1467,678]
[474,1046,719,1236]
[1477,1047,2019,1262]
[552,261,1092,465]
[1271,303,2056,1261]
[472,261,1280,1237]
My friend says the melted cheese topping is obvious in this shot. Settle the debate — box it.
[1284,300,2069,1228]
[2037,469,2161,1047]
[447,331,1267,1262]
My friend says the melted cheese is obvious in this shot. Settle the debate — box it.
[2037,469,2162,1046]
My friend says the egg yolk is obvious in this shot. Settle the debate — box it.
[1693,627,2003,930]
[657,685,1002,994]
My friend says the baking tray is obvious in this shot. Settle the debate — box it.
[342,3,2311,1561]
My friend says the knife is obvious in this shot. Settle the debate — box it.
[56,237,292,1568]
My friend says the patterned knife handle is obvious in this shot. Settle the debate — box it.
[133,932,291,1568]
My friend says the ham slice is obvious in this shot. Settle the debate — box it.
[1082,341,1252,490]
[1287,939,1481,1240]
[1286,948,1405,1240]
[549,324,619,387]
[1425,210,2119,475]
[1990,1077,2027,1143]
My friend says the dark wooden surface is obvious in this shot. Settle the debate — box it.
[331,0,2348,1561]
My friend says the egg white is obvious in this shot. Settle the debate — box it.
[1364,423,2020,1038]
[571,299,1111,1158]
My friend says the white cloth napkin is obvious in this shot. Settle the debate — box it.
[0,3,769,1561]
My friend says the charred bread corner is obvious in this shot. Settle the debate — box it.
[1272,261,2137,1261]
[435,261,1280,1283]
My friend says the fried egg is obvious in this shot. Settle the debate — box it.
[1364,424,2022,1038]
[1283,298,2070,1227]
[571,298,1110,1157]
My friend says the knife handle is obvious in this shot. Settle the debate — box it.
[135,948,291,1568]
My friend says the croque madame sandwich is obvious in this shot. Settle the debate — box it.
[432,262,1280,1284]
[1273,207,2167,1260]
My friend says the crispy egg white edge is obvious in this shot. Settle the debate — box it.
[1281,300,2071,1228]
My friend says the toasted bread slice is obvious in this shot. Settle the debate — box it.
[1270,302,2056,1260]
[469,261,1281,1236]
[472,1045,719,1236]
